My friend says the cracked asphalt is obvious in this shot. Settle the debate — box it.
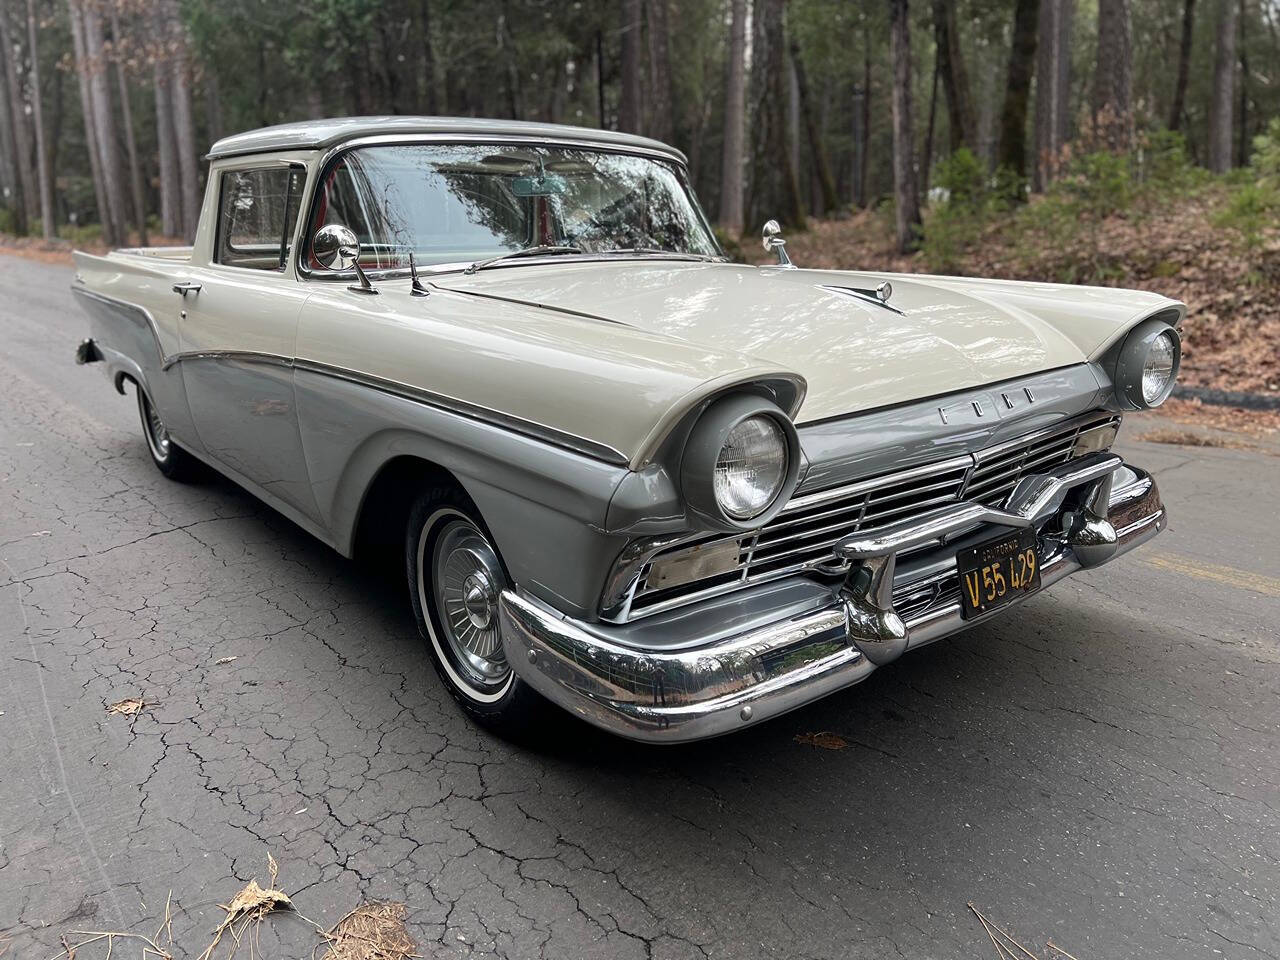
[1,254,1278,960]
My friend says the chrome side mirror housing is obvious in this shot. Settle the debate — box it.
[312,223,377,294]
[761,219,793,268]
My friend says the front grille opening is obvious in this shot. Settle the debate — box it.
[624,411,1120,620]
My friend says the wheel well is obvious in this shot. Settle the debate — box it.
[352,456,465,560]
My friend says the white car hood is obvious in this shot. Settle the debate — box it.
[436,260,1156,424]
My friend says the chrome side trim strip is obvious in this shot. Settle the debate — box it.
[162,349,294,371]
[291,358,629,466]
[104,334,629,466]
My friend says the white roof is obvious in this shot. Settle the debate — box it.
[206,116,686,164]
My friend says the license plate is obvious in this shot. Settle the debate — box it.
[957,527,1042,619]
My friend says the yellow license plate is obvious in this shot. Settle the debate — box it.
[957,528,1042,619]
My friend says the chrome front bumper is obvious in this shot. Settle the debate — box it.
[499,456,1166,743]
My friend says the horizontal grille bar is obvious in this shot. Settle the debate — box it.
[624,411,1120,619]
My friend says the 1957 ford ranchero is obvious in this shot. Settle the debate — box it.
[72,117,1179,742]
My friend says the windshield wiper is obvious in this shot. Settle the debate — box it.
[464,245,583,275]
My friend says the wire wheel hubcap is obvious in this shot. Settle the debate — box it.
[426,517,511,693]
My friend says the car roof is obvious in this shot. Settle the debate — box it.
[206,116,687,164]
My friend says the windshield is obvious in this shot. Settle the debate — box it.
[305,143,720,272]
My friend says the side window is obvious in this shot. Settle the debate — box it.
[215,166,305,270]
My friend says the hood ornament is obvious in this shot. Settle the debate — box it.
[821,282,905,316]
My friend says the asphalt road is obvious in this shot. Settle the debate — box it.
[2,254,1278,960]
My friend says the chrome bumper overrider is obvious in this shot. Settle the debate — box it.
[499,456,1166,743]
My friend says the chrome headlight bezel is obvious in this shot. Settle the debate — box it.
[680,394,802,531]
[1113,319,1182,410]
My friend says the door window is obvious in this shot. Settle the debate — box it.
[215,166,305,270]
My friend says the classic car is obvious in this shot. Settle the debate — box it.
[72,116,1180,743]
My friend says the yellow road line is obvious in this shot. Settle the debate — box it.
[1141,553,1280,598]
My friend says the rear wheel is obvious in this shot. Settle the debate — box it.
[406,488,548,734]
[136,386,201,481]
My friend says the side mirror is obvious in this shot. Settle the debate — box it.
[312,223,377,294]
[761,219,793,268]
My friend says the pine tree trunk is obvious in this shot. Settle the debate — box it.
[153,56,179,238]
[26,0,54,239]
[0,37,19,232]
[1168,0,1196,131]
[931,0,977,152]
[922,54,939,195]
[81,1,127,245]
[420,0,439,114]
[748,0,805,230]
[618,0,643,134]
[889,0,922,252]
[996,0,1040,192]
[789,37,838,213]
[110,8,147,246]
[67,0,107,242]
[647,0,675,144]
[0,9,35,232]
[718,0,747,233]
[1092,0,1133,152]
[163,0,201,243]
[1208,0,1237,172]
[1034,0,1072,189]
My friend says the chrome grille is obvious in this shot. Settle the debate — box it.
[623,411,1120,620]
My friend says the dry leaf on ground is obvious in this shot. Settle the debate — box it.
[106,698,147,717]
[318,902,418,960]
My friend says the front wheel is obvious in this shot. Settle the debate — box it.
[406,489,548,735]
[136,386,201,481]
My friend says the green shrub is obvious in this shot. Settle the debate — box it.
[1214,182,1279,249]
[1251,117,1280,188]
[934,148,987,213]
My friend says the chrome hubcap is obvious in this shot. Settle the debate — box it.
[429,519,510,690]
[141,392,170,460]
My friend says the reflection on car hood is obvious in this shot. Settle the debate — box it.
[435,260,1173,423]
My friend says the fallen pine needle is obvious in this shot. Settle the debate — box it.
[968,903,1040,960]
[793,731,849,750]
[315,902,419,960]
[1046,942,1084,960]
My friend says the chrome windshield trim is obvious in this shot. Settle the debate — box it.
[295,135,722,281]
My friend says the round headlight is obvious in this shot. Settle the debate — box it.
[1142,330,1178,405]
[680,394,802,531]
[714,416,788,519]
[1114,319,1181,410]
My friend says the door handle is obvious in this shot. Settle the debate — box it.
[172,281,202,296]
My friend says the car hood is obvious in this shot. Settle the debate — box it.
[434,259,1176,424]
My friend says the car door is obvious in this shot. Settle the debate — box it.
[175,162,323,524]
